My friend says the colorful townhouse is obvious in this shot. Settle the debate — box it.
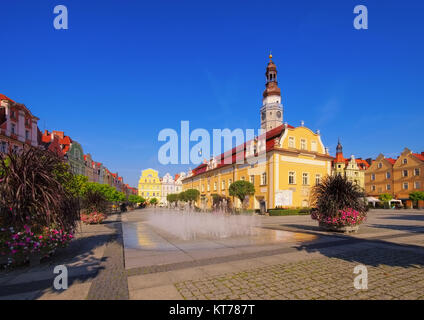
[365,148,424,201]
[182,56,333,211]
[138,168,161,200]
[161,173,176,204]
[0,94,39,153]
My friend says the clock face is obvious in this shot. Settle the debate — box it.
[277,111,282,118]
[261,112,266,120]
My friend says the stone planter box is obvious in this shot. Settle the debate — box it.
[318,222,360,233]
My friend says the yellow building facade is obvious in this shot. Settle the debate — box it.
[138,168,161,200]
[182,56,333,211]
[332,140,369,190]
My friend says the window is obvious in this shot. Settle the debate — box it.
[403,158,408,164]
[378,163,382,169]
[228,179,232,188]
[371,173,376,181]
[249,175,254,184]
[201,184,205,192]
[289,172,295,185]
[241,176,245,181]
[221,180,225,190]
[288,137,295,148]
[315,174,321,185]
[386,171,391,179]
[403,182,409,190]
[415,181,421,189]
[311,141,317,152]
[415,168,420,176]
[386,184,391,190]
[302,173,309,185]
[371,185,376,191]
[11,123,16,134]
[0,142,7,153]
[300,139,307,150]
[213,182,217,191]
[403,170,408,177]
[261,173,267,185]
[25,130,30,140]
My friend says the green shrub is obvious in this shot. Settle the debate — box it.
[268,208,311,216]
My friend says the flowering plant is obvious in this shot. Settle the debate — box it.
[0,225,74,266]
[81,211,107,225]
[311,208,366,227]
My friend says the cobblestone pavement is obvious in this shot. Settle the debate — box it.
[86,214,129,300]
[174,248,424,300]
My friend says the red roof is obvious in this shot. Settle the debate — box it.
[387,158,396,165]
[0,94,15,103]
[413,153,424,162]
[188,124,319,178]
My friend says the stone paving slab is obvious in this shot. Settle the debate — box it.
[174,247,424,300]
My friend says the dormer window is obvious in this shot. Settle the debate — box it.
[403,158,408,165]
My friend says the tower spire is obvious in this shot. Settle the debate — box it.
[260,54,283,132]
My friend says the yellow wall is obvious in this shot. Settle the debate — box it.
[138,168,161,199]
[182,125,332,210]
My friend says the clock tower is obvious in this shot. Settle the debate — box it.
[260,54,283,132]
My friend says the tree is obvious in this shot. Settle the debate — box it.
[229,180,255,210]
[184,189,200,207]
[129,194,145,205]
[379,193,393,208]
[149,197,158,206]
[167,193,179,207]
[178,191,188,202]
[409,191,424,207]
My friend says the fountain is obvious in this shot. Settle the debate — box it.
[146,208,260,240]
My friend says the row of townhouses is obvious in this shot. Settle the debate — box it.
[0,93,138,197]
[138,168,186,205]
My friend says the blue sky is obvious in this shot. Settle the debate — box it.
[1,0,423,187]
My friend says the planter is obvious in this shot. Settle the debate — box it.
[29,253,42,267]
[0,255,8,266]
[405,200,413,209]
[318,222,360,233]
[418,200,424,210]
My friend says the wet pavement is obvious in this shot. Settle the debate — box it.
[121,212,321,270]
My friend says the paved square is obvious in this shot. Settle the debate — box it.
[1,208,424,300]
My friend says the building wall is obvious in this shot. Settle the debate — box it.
[138,168,161,199]
[365,155,394,197]
[0,96,39,153]
[393,149,424,199]
[67,142,85,176]
[182,125,332,210]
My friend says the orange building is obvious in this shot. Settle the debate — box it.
[393,148,424,200]
[365,148,424,201]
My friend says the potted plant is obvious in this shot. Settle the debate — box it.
[311,174,367,233]
[0,148,79,267]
